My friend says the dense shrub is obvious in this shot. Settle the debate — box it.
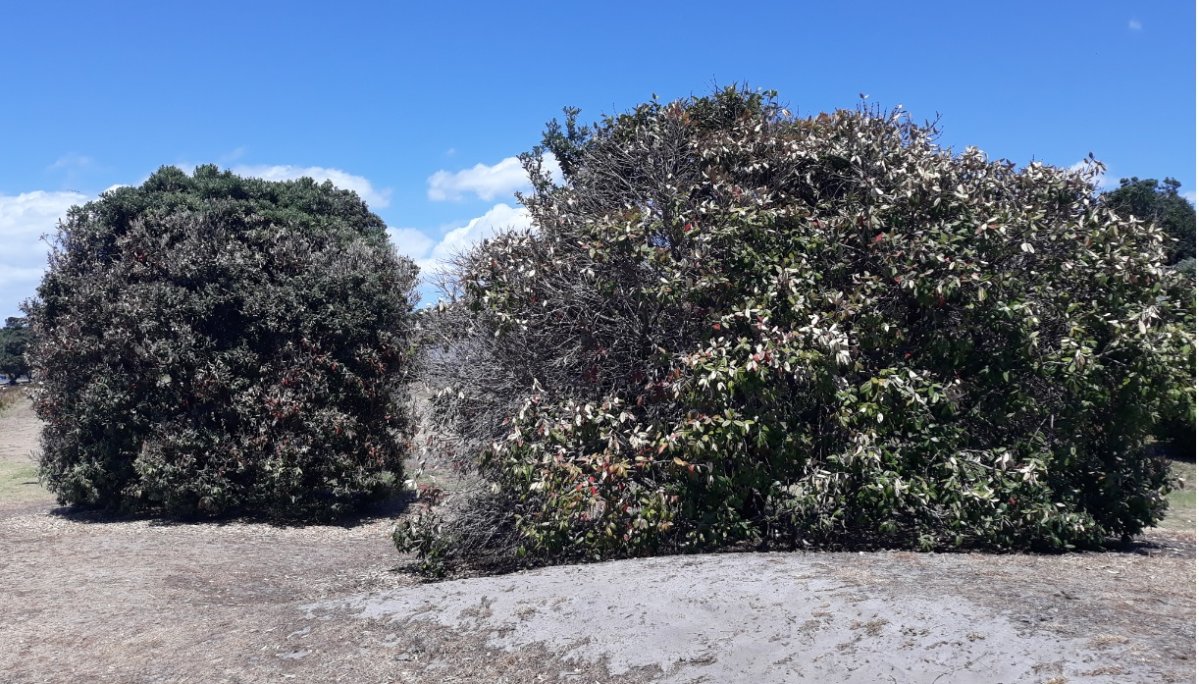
[397,87,1190,573]
[27,165,418,519]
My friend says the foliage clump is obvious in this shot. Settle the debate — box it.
[1101,178,1196,456]
[27,165,418,519]
[1102,177,1196,267]
[0,317,31,382]
[397,87,1190,573]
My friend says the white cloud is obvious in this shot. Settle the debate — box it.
[1128,19,1142,30]
[387,203,532,282]
[1182,190,1195,204]
[380,204,534,303]
[427,154,562,202]
[231,164,392,208]
[0,190,88,318]
[387,226,435,261]
[427,156,527,202]
[0,264,47,288]
[428,202,531,261]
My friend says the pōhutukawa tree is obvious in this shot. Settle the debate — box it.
[27,165,419,519]
[397,87,1191,574]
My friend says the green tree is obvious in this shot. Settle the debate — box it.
[0,316,31,383]
[1102,177,1196,265]
[27,165,419,519]
[398,88,1188,573]
[1102,179,1196,457]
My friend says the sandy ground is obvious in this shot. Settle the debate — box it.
[0,393,1194,683]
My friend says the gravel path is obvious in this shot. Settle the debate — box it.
[0,395,1193,683]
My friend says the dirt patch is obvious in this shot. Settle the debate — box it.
[0,395,1194,683]
[318,547,1194,683]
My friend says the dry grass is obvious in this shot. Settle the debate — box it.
[0,459,43,504]
[0,390,50,507]
[0,386,21,414]
[1159,458,1196,533]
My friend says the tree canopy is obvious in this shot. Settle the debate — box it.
[1100,178,1196,455]
[27,165,419,519]
[397,87,1190,574]
[0,316,31,382]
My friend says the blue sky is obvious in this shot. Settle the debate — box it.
[1,1,1194,319]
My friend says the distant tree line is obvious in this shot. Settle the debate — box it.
[1102,177,1195,269]
[1101,177,1196,455]
[0,317,30,383]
